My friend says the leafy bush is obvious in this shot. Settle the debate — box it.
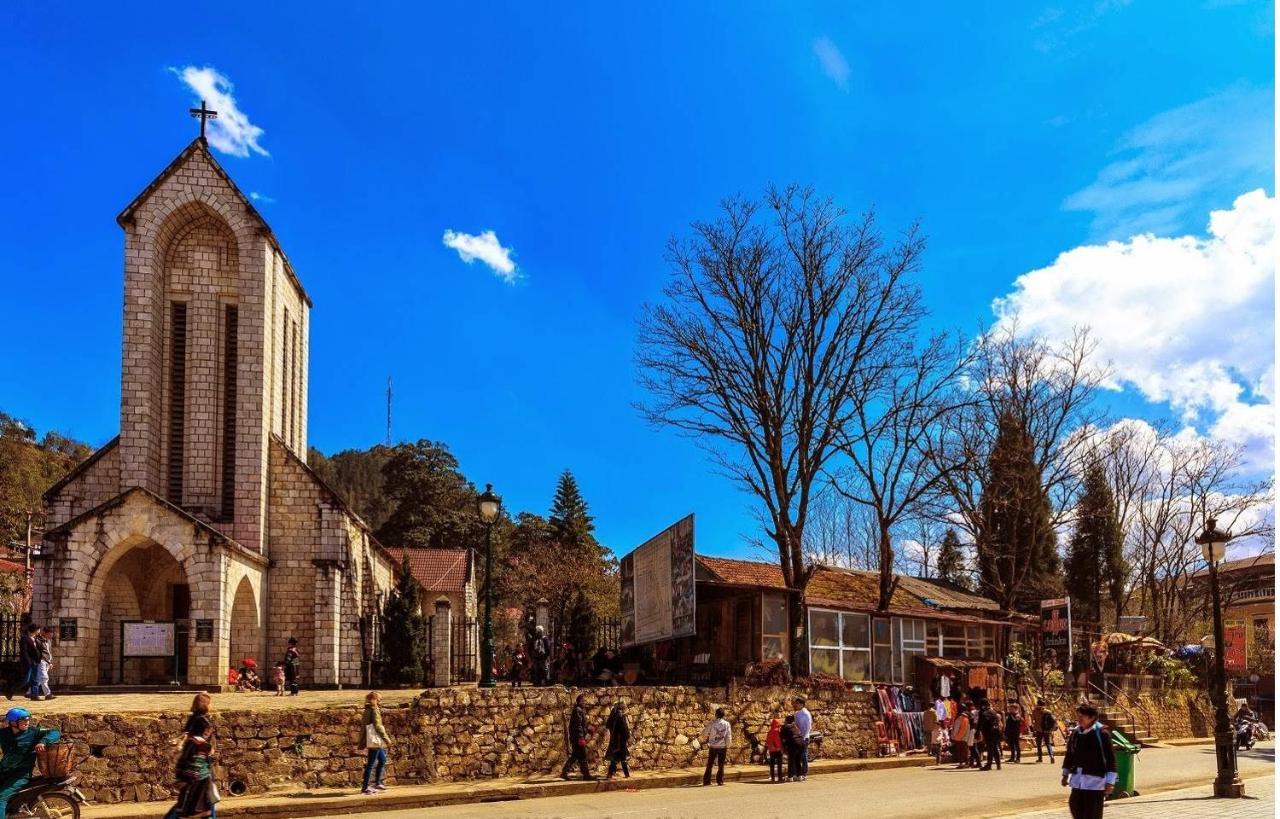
[1146,654,1195,688]
[744,658,791,687]
[1045,669,1065,687]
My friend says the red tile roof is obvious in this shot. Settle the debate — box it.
[696,556,789,589]
[402,548,472,593]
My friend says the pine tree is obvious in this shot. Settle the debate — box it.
[936,528,971,590]
[381,556,427,686]
[1064,460,1126,628]
[976,411,1061,609]
[548,470,601,556]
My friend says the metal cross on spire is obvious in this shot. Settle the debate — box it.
[189,100,218,139]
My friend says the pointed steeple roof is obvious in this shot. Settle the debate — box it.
[115,136,312,306]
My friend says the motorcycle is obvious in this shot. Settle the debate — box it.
[1235,718,1267,750]
[9,774,86,819]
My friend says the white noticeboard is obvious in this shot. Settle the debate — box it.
[122,621,176,658]
[620,514,696,647]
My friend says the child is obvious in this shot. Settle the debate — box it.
[780,714,803,781]
[765,717,784,782]
[932,718,950,764]
[271,662,286,696]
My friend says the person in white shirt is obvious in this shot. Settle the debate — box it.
[792,696,812,780]
[1060,704,1116,819]
[700,707,732,786]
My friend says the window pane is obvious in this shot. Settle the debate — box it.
[763,594,787,634]
[811,648,839,676]
[842,613,870,648]
[873,645,892,681]
[874,618,891,644]
[903,647,925,676]
[762,636,784,661]
[810,610,839,647]
[842,649,869,681]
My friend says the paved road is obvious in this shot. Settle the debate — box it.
[332,743,1274,819]
[1010,775,1274,818]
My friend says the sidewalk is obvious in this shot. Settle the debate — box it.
[82,754,933,819]
[1006,774,1275,818]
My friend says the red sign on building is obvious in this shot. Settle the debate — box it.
[1224,624,1248,674]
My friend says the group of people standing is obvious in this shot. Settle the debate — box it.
[933,697,1059,771]
[557,694,816,788]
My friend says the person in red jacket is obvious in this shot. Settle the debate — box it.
[765,718,784,782]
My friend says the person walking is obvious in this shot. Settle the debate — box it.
[509,644,529,688]
[1004,704,1024,763]
[32,628,54,702]
[765,717,784,782]
[792,696,812,780]
[360,691,391,795]
[604,701,630,780]
[283,638,301,696]
[1032,698,1058,764]
[559,694,594,780]
[1061,703,1116,819]
[164,694,218,819]
[977,701,1002,771]
[0,707,59,819]
[700,707,731,786]
[12,625,38,701]
[950,708,970,768]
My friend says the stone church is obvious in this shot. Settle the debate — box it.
[34,135,399,688]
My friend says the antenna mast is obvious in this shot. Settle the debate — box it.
[386,375,393,446]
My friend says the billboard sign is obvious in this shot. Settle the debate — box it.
[1041,597,1072,667]
[620,514,696,647]
[122,620,176,658]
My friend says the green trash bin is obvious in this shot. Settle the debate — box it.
[1109,729,1141,799]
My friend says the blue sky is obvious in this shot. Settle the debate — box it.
[1,2,1273,559]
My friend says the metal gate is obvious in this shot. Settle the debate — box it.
[451,617,478,684]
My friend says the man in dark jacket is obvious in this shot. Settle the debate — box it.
[1061,703,1116,819]
[531,627,552,687]
[560,694,594,780]
[12,626,39,701]
[977,701,1003,771]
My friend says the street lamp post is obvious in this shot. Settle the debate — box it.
[1195,516,1243,798]
[477,484,502,689]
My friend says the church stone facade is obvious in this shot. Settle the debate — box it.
[35,137,398,688]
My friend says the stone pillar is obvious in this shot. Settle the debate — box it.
[432,600,452,688]
[312,563,342,687]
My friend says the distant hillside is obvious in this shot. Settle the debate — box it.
[0,412,93,546]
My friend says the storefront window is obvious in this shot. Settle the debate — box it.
[873,618,892,681]
[762,593,789,661]
[808,609,870,681]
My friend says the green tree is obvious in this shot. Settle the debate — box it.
[381,556,427,686]
[936,527,971,590]
[548,470,598,555]
[0,412,92,547]
[976,411,1061,609]
[1065,460,1126,628]
[374,440,483,552]
[308,444,396,531]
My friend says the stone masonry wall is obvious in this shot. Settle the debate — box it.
[1030,686,1220,740]
[32,685,881,804]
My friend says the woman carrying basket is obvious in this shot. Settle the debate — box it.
[164,694,218,819]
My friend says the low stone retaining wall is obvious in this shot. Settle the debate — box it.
[31,684,882,804]
[1028,686,1219,740]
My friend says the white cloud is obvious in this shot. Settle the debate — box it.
[1064,87,1272,239]
[248,191,275,204]
[169,66,269,158]
[812,37,851,90]
[442,229,519,283]
[995,190,1276,469]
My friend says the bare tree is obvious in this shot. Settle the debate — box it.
[934,323,1106,610]
[832,332,973,608]
[1124,433,1273,646]
[801,486,879,570]
[636,186,924,672]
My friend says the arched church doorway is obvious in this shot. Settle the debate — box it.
[228,576,262,669]
[93,540,189,684]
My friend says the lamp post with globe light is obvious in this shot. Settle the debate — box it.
[477,484,502,688]
[1195,516,1244,798]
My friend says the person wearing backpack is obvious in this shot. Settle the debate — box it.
[530,626,552,687]
[977,701,1003,771]
[1032,698,1058,763]
[1061,703,1116,819]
